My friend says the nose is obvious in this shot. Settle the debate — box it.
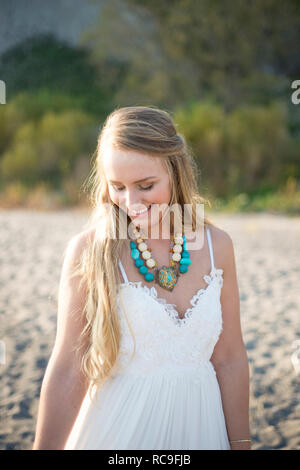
[122,189,148,213]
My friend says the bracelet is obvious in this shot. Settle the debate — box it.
[230,439,251,443]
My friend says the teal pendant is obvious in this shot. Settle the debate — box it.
[154,266,178,291]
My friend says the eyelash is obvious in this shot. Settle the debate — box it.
[114,184,154,192]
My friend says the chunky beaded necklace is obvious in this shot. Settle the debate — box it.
[129,226,191,292]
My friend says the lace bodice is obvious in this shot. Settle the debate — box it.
[112,227,224,383]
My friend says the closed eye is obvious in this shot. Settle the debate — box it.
[114,184,154,192]
[140,184,154,191]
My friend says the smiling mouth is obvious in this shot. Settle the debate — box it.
[128,205,151,218]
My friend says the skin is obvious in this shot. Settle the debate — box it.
[33,146,250,450]
[103,146,173,240]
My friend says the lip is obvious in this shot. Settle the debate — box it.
[129,205,151,219]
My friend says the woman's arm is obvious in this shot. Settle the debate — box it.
[210,230,251,450]
[32,350,89,450]
[32,231,93,450]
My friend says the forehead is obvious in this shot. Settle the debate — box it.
[102,147,166,182]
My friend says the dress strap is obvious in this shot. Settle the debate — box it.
[118,259,129,283]
[206,226,215,271]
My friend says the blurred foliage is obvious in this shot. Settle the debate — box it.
[0,181,66,210]
[174,100,299,197]
[209,177,300,216]
[128,0,300,109]
[0,33,112,117]
[0,34,109,206]
[0,108,97,187]
[81,0,199,109]
[0,2,299,212]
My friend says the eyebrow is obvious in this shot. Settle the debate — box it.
[109,176,158,184]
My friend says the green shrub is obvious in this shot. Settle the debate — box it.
[225,102,294,192]
[0,34,111,117]
[0,99,27,154]
[0,110,98,186]
[174,100,298,197]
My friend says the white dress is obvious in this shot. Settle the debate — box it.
[64,226,230,450]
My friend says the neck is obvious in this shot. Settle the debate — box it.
[140,226,173,241]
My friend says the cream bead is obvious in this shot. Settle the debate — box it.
[142,250,151,260]
[174,236,184,245]
[135,233,146,241]
[172,252,181,262]
[146,258,155,268]
[136,238,143,243]
[138,242,148,252]
[173,244,182,253]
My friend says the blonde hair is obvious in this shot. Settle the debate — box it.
[71,106,214,395]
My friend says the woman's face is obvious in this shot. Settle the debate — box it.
[102,146,172,237]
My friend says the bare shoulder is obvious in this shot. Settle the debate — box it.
[72,226,96,247]
[64,226,96,263]
[206,223,235,271]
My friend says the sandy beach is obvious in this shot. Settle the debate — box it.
[0,209,299,450]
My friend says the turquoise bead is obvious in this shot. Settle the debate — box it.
[179,265,188,273]
[181,251,190,258]
[180,258,191,265]
[135,258,143,267]
[131,248,140,260]
[145,272,154,282]
[139,265,148,274]
[130,241,137,249]
[183,242,187,250]
[182,235,186,241]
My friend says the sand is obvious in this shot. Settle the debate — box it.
[0,209,299,450]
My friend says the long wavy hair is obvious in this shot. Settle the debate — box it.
[70,106,214,395]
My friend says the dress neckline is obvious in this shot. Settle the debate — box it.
[118,226,222,323]
[119,266,223,325]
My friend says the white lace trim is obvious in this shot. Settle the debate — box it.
[119,267,223,327]
[115,266,224,375]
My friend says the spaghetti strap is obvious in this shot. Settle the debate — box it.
[206,226,215,271]
[119,259,129,283]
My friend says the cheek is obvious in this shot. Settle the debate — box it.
[156,178,172,203]
[150,184,170,205]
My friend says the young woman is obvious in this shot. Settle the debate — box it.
[33,106,251,450]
